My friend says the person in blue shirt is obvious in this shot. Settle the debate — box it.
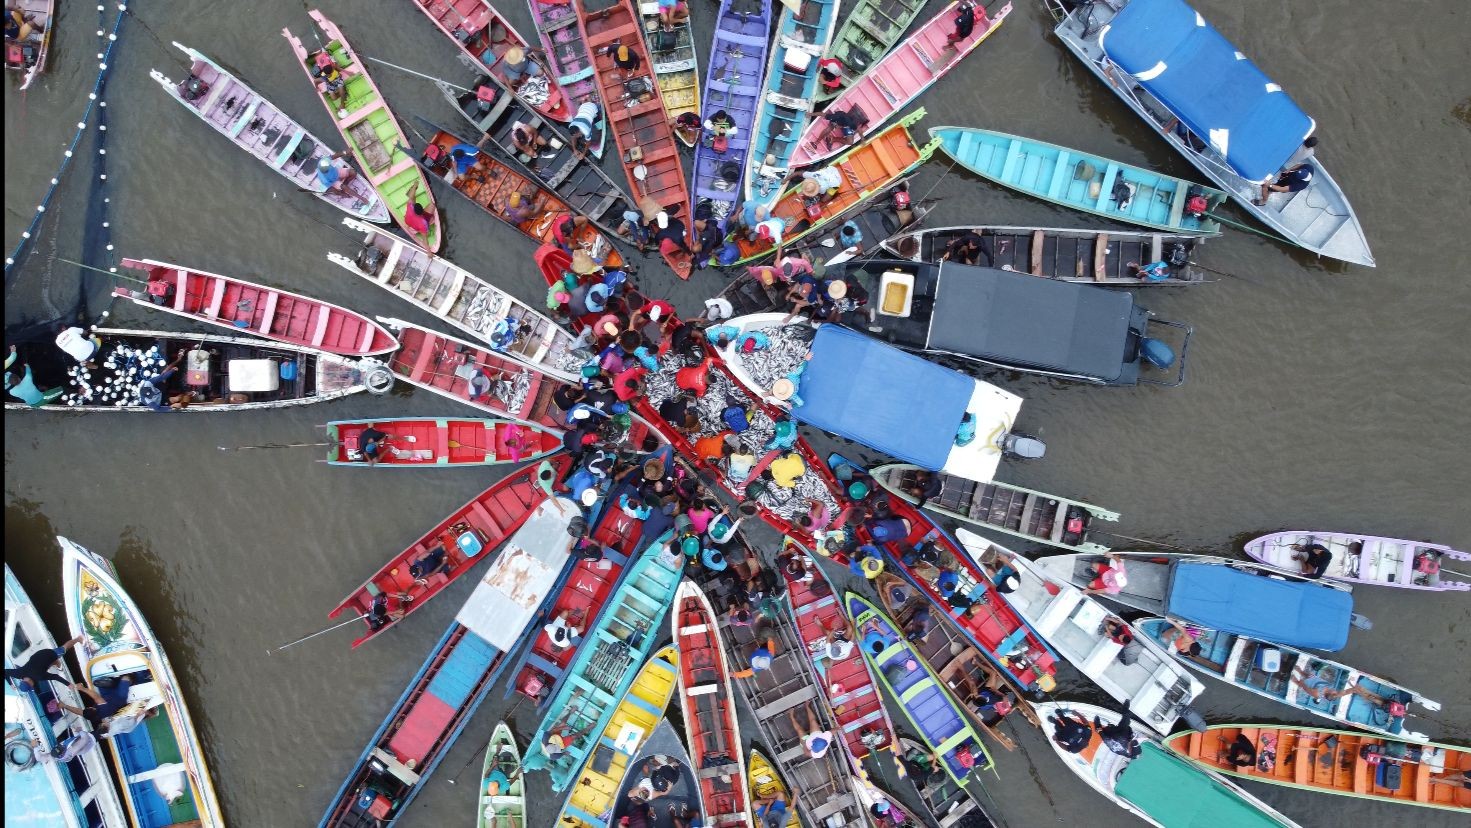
[755,791,789,828]
[315,151,357,195]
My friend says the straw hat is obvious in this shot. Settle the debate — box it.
[639,195,662,223]
[826,279,847,299]
[571,249,600,275]
[771,378,795,400]
[642,458,665,481]
[800,179,821,198]
[505,47,526,65]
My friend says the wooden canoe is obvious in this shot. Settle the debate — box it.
[478,722,526,828]
[882,223,1209,284]
[607,720,703,826]
[870,463,1120,553]
[324,417,561,467]
[727,111,939,266]
[331,217,582,380]
[283,11,442,251]
[113,258,397,357]
[745,0,842,205]
[416,124,626,270]
[59,537,225,828]
[1244,531,1471,592]
[796,2,1009,166]
[527,0,608,156]
[637,0,701,135]
[581,0,695,278]
[6,0,52,89]
[813,0,926,105]
[931,126,1226,234]
[437,78,633,236]
[897,737,990,828]
[691,0,772,232]
[747,748,799,828]
[1167,725,1471,813]
[151,43,389,224]
[326,454,572,648]
[778,538,901,767]
[409,0,571,122]
[672,579,750,824]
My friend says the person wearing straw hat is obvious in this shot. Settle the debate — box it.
[570,249,602,279]
[500,46,542,90]
[801,164,844,196]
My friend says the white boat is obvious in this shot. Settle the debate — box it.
[1244,531,1471,592]
[953,530,1204,736]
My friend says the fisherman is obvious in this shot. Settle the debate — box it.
[511,121,554,160]
[817,58,845,92]
[1048,709,1093,754]
[767,451,806,489]
[4,346,63,407]
[902,602,933,641]
[543,610,583,650]
[940,232,990,266]
[136,349,188,411]
[946,0,977,48]
[500,190,537,225]
[702,109,739,149]
[1218,733,1258,768]
[1094,713,1141,758]
[542,716,596,760]
[58,676,133,729]
[568,100,602,158]
[1255,161,1314,206]
[409,542,452,586]
[4,634,86,695]
[788,702,835,759]
[815,105,866,149]
[903,469,945,509]
[315,150,359,195]
[800,164,845,198]
[651,212,694,257]
[402,181,436,248]
[730,633,779,678]
[311,51,351,110]
[500,47,542,91]
[607,42,642,75]
[755,790,790,828]
[1158,620,1204,657]
[1083,553,1128,596]
[356,423,396,466]
[901,529,942,568]
[672,111,702,145]
[657,0,689,29]
[1289,541,1334,578]
[553,214,592,255]
[54,323,101,366]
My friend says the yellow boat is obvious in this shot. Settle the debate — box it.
[747,748,799,828]
[555,646,680,827]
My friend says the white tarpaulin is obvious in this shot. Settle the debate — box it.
[456,496,576,649]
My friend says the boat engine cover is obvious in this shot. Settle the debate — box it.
[1002,433,1046,460]
[1139,337,1176,369]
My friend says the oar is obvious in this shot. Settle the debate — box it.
[365,55,474,94]
[1085,530,1194,553]
[218,441,337,451]
[1186,259,1263,286]
[268,614,366,654]
[56,257,151,288]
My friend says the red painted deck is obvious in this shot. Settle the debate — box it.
[329,453,573,648]
[328,418,562,466]
[673,581,747,820]
[387,320,566,429]
[118,258,397,356]
[412,0,571,121]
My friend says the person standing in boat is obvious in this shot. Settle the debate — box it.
[946,0,978,49]
[402,181,435,249]
[568,101,602,159]
[1048,709,1093,754]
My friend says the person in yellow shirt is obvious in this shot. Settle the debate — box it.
[768,451,806,488]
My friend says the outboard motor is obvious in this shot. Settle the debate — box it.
[181,75,210,102]
[1350,613,1374,631]
[355,243,387,276]
[1179,707,1209,734]
[1139,337,1176,370]
[999,431,1046,461]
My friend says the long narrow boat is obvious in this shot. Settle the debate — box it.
[778,177,930,264]
[931,126,1226,234]
[4,564,128,828]
[331,218,582,380]
[672,579,751,824]
[414,123,627,269]
[812,0,927,105]
[1047,0,1373,266]
[522,533,685,790]
[882,224,1208,285]
[581,0,695,278]
[607,720,703,826]
[728,111,939,266]
[3,326,391,412]
[747,748,799,828]
[638,0,700,135]
[1167,725,1471,813]
[1134,618,1439,741]
[327,455,572,648]
[114,258,398,357]
[324,417,561,467]
[283,11,442,251]
[504,475,644,710]
[778,539,901,769]
[527,0,608,156]
[796,2,1010,166]
[846,592,995,784]
[322,497,578,826]
[954,530,1205,735]
[897,737,991,828]
[554,647,680,828]
[745,0,842,205]
[691,0,770,231]
[1244,531,1471,592]
[1034,702,1301,828]
[409,0,570,122]
[377,317,569,428]
[59,538,224,827]
[151,42,389,223]
[870,463,1120,553]
[478,722,526,828]
[5,0,51,89]
[437,80,633,235]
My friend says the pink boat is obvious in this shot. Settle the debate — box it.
[1245,531,1471,592]
[791,0,1011,168]
[525,0,606,155]
[114,258,398,357]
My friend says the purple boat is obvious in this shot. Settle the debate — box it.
[526,0,606,158]
[845,592,993,786]
[691,0,771,233]
[1245,531,1471,592]
[149,42,390,224]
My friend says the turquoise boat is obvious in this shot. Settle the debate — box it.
[521,531,685,790]
[930,126,1225,234]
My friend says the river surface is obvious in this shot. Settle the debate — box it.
[6,1,1470,826]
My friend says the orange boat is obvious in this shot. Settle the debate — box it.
[1168,725,1471,813]
[727,109,939,267]
[580,0,694,278]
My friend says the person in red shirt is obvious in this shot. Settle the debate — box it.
[612,366,647,401]
[402,181,434,248]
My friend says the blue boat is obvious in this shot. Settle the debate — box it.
[691,0,771,232]
[320,497,580,827]
[931,126,1226,234]
[743,0,841,205]
[845,592,993,784]
[521,531,686,791]
[1048,0,1374,266]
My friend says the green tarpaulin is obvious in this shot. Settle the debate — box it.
[1114,743,1288,828]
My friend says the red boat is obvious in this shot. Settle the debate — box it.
[409,0,572,122]
[324,417,562,467]
[779,538,901,765]
[328,453,573,647]
[672,579,749,821]
[579,0,694,278]
[115,258,398,357]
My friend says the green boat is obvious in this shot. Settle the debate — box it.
[931,126,1225,234]
[815,0,927,104]
[478,722,525,828]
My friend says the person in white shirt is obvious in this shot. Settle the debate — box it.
[54,325,99,364]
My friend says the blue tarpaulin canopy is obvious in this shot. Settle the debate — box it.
[1167,562,1353,651]
[794,325,974,470]
[1099,0,1314,183]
